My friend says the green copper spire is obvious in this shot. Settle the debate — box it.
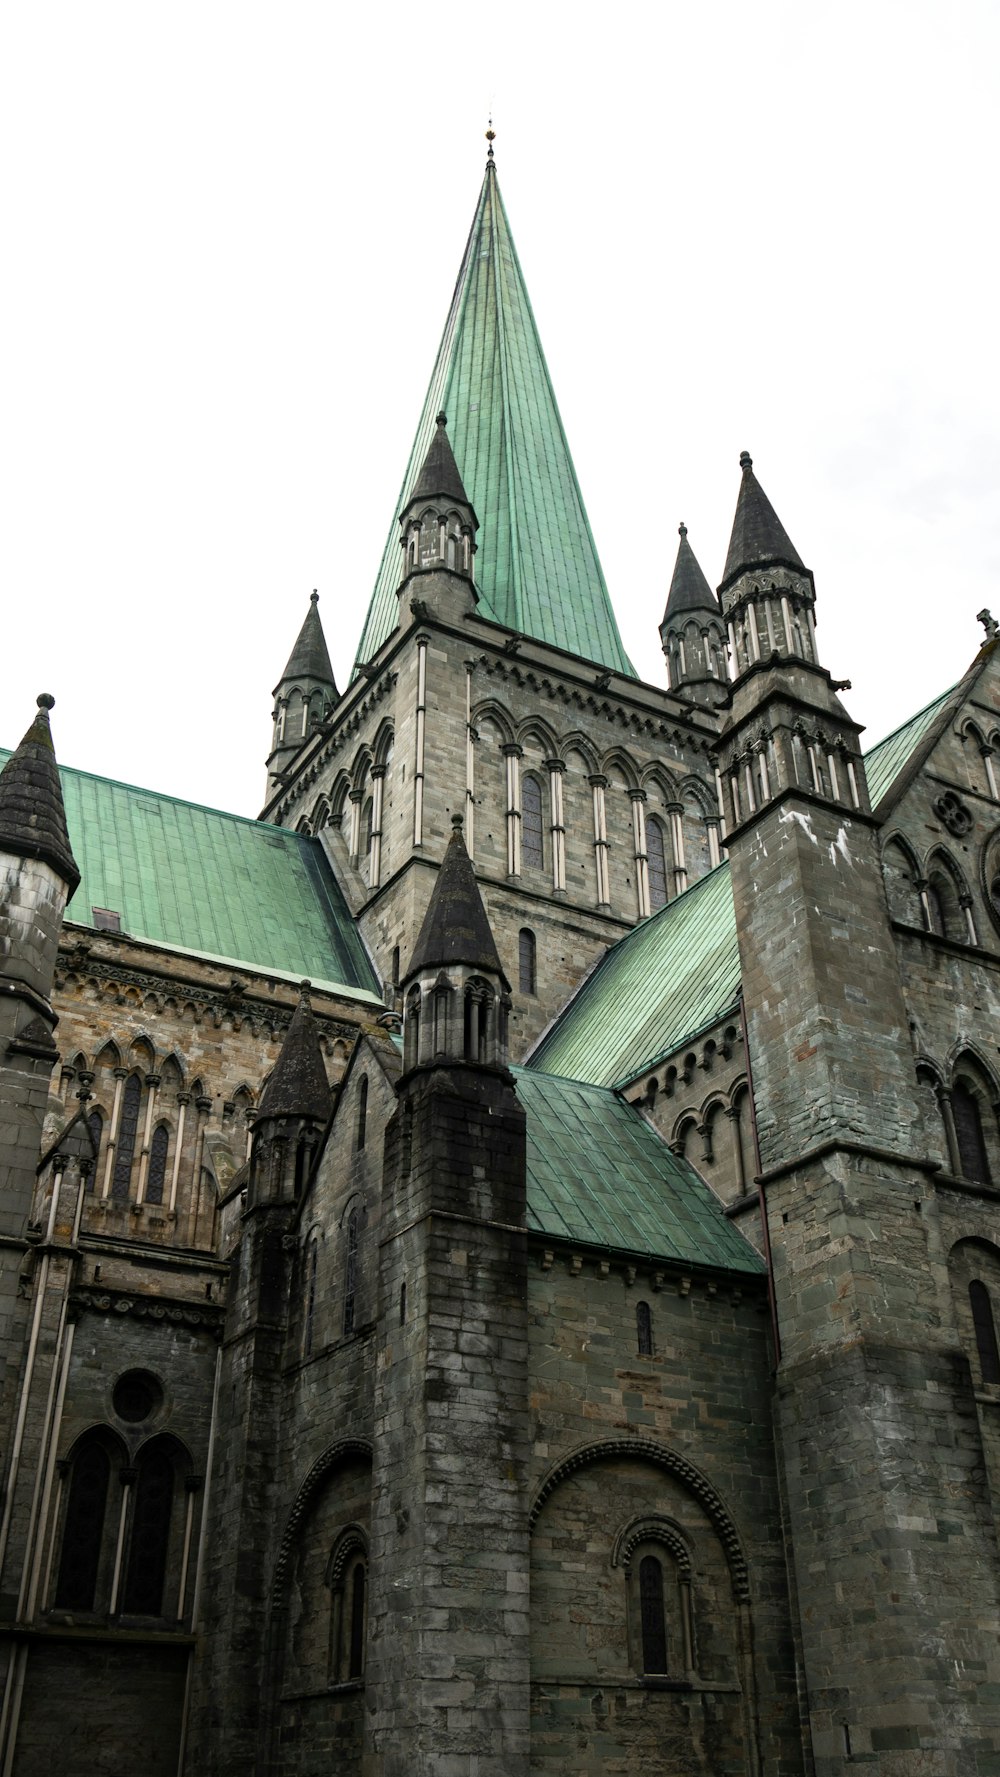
[354,160,636,678]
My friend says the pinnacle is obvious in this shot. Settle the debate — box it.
[277,592,337,695]
[256,989,333,1123]
[663,524,719,624]
[407,817,508,985]
[0,694,80,893]
[720,451,805,592]
[410,413,473,510]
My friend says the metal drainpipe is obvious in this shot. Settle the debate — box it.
[738,992,781,1366]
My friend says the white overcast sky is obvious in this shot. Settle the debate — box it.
[2,1,998,817]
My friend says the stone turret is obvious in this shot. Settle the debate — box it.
[370,816,528,1775]
[248,979,332,1205]
[717,454,1000,1773]
[266,592,337,802]
[659,522,728,708]
[396,414,478,629]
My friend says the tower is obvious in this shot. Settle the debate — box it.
[715,454,1000,1771]
[266,592,337,803]
[659,522,728,707]
[368,817,529,1775]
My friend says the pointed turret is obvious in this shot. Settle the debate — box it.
[402,817,510,1072]
[0,694,79,896]
[249,981,332,1203]
[266,593,338,803]
[659,525,728,708]
[717,452,817,682]
[355,161,635,678]
[398,413,479,606]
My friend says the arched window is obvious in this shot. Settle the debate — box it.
[522,774,544,871]
[362,798,373,856]
[54,1436,111,1610]
[636,1301,653,1357]
[953,1080,991,1184]
[638,1555,668,1674]
[145,1125,169,1206]
[122,1441,174,1616]
[304,1239,319,1358]
[343,1206,359,1337]
[357,1076,368,1151]
[328,1531,369,1684]
[925,880,946,936]
[111,1075,142,1200]
[86,1109,104,1191]
[519,928,536,995]
[647,818,668,910]
[970,1280,1000,1384]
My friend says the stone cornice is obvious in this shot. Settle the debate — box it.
[71,1284,226,1339]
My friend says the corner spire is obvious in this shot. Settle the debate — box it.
[407,817,507,984]
[411,413,473,509]
[663,524,719,622]
[720,451,805,592]
[0,694,79,894]
[276,592,337,696]
[256,982,333,1124]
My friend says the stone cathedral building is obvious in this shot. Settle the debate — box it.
[2,146,1000,1777]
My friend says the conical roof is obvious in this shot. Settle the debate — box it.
[410,411,474,511]
[355,161,635,679]
[276,593,337,694]
[257,984,333,1122]
[408,817,507,984]
[663,524,718,623]
[0,695,80,892]
[720,451,805,591]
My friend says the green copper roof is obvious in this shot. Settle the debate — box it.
[516,1067,762,1273]
[528,865,741,1090]
[355,163,635,679]
[0,751,380,1000]
[864,685,957,809]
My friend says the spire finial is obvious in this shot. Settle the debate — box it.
[436,411,447,428]
[739,450,753,471]
[37,693,55,711]
[299,978,312,1000]
[678,523,687,539]
[485,116,496,167]
[310,589,319,605]
[451,812,464,831]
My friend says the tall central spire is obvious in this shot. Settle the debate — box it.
[354,159,635,679]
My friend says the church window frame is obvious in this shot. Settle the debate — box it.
[951,1073,992,1185]
[53,1430,117,1613]
[111,1073,143,1200]
[145,1123,170,1206]
[618,1519,696,1684]
[327,1527,369,1685]
[636,1300,654,1357]
[120,1436,177,1618]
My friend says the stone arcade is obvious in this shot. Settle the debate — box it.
[2,147,1000,1775]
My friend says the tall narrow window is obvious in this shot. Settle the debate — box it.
[55,1437,111,1610]
[519,928,536,995]
[86,1109,104,1190]
[647,818,668,910]
[363,798,373,856]
[112,1075,142,1200]
[953,1082,991,1184]
[305,1240,318,1357]
[522,774,544,871]
[348,1558,367,1678]
[970,1281,1000,1384]
[357,1077,368,1151]
[343,1206,359,1337]
[145,1126,169,1206]
[639,1555,668,1674]
[122,1443,174,1616]
[636,1301,653,1356]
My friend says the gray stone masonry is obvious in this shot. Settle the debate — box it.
[369,1058,530,1775]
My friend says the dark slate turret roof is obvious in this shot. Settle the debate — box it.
[662,524,719,624]
[277,593,337,694]
[257,984,334,1122]
[410,412,474,512]
[355,161,635,678]
[0,695,80,893]
[407,817,507,984]
[720,451,805,592]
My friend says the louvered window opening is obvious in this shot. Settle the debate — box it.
[146,1126,169,1205]
[522,776,544,871]
[647,819,668,910]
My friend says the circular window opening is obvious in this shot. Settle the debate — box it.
[112,1369,163,1424]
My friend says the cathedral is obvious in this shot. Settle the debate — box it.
[2,144,1000,1777]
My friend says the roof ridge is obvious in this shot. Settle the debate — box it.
[0,747,312,835]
